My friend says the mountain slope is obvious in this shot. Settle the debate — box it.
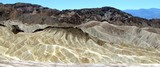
[1,3,160,28]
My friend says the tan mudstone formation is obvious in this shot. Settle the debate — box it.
[0,21,160,64]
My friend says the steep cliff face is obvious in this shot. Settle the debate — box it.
[0,3,160,66]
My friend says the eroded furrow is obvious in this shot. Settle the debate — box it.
[0,24,160,63]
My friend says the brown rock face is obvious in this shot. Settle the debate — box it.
[0,3,59,24]
[0,3,160,28]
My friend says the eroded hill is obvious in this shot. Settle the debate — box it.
[0,3,160,66]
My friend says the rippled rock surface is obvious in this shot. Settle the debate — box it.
[1,3,160,66]
[0,20,160,64]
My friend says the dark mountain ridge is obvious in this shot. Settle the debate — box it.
[0,3,160,28]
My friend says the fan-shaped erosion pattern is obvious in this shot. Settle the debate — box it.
[0,20,160,64]
[1,3,160,66]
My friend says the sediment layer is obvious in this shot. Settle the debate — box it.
[0,21,160,64]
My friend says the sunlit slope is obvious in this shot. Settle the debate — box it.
[0,21,160,63]
[79,21,160,48]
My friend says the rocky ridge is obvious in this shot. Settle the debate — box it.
[0,3,160,28]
